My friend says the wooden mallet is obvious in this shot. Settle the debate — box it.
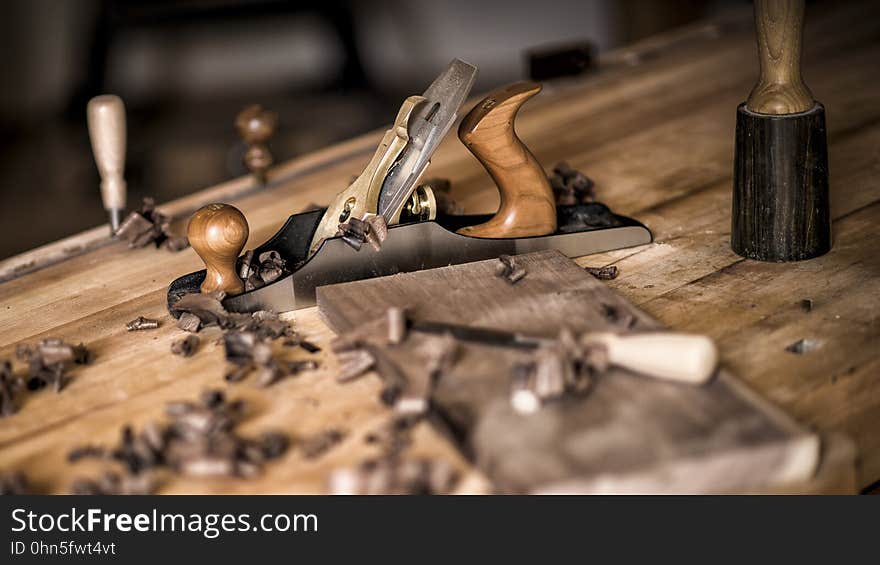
[732,0,831,261]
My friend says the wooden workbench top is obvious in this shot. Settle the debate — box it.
[0,2,877,494]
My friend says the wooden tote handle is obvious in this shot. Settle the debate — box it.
[457,82,557,238]
[187,203,249,296]
[586,332,719,385]
[746,0,814,114]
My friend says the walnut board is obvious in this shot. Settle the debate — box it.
[316,250,818,493]
[0,1,877,493]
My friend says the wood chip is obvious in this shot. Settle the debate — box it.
[336,350,375,382]
[14,338,91,394]
[239,249,288,291]
[0,360,23,417]
[116,197,189,252]
[550,162,595,204]
[67,445,108,462]
[224,364,252,382]
[126,316,160,331]
[224,331,259,365]
[386,307,407,345]
[171,335,200,357]
[585,265,620,280]
[177,312,202,333]
[0,471,31,495]
[301,429,345,459]
[171,292,228,329]
[785,338,822,354]
[532,347,568,400]
[283,337,321,353]
[600,303,636,329]
[363,417,417,459]
[496,255,527,285]
[363,214,388,251]
[238,250,256,279]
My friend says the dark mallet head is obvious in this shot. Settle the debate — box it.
[731,0,831,262]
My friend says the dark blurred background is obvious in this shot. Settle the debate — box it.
[0,0,743,259]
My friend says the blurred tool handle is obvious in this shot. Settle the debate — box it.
[235,104,278,185]
[586,332,719,385]
[87,95,127,229]
[457,82,556,238]
[188,203,249,296]
[746,0,814,114]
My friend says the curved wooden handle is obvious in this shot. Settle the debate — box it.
[746,0,814,114]
[587,332,718,385]
[87,95,127,212]
[187,203,249,296]
[457,82,556,238]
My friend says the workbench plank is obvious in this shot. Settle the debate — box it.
[317,251,818,493]
[0,1,878,493]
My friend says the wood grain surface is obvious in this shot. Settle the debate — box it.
[0,2,877,493]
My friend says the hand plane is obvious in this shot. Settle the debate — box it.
[167,61,652,315]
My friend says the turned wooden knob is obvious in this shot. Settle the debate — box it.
[87,94,127,233]
[746,0,814,114]
[456,82,556,239]
[187,203,249,295]
[235,104,278,184]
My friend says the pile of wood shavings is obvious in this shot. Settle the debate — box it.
[549,162,595,205]
[15,338,91,393]
[67,390,290,494]
[328,417,459,495]
[0,339,92,418]
[238,250,287,292]
[116,197,188,251]
[170,292,321,386]
[509,329,604,414]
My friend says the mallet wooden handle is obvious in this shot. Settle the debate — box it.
[87,95,127,232]
[457,82,556,238]
[747,0,814,115]
[187,203,249,296]
[586,332,719,385]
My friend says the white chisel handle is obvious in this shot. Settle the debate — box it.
[87,95,127,232]
[587,332,719,385]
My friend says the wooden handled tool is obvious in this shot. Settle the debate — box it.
[457,82,557,239]
[584,332,718,385]
[747,0,813,115]
[411,319,718,385]
[732,0,831,262]
[235,104,278,185]
[187,203,249,295]
[87,95,127,234]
